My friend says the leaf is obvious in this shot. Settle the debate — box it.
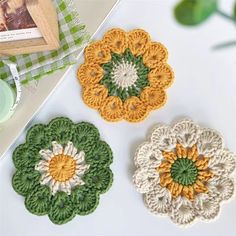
[212,40,236,50]
[234,1,236,18]
[174,0,218,26]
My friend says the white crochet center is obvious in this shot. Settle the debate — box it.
[111,60,138,89]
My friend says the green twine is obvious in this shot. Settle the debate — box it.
[100,48,150,101]
[170,158,198,186]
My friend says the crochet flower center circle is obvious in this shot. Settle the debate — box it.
[101,49,150,101]
[158,143,214,200]
[35,141,90,195]
[170,158,198,186]
[49,155,76,182]
[112,60,138,89]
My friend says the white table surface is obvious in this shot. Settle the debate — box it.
[1,0,236,235]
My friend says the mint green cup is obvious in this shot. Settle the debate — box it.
[0,80,16,123]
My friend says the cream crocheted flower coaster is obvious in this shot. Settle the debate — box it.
[133,119,236,226]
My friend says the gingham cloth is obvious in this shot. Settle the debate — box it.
[0,0,89,85]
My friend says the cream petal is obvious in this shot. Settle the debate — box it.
[134,142,162,168]
[52,141,63,155]
[144,187,171,215]
[61,181,72,195]
[70,176,85,186]
[194,194,220,221]
[76,179,85,186]
[64,141,74,156]
[150,124,176,151]
[51,180,60,195]
[208,177,235,201]
[172,119,200,148]
[75,164,90,175]
[133,168,159,194]
[39,149,53,161]
[209,149,236,177]
[74,151,85,164]
[197,128,224,157]
[71,144,78,157]
[35,160,49,172]
[170,197,196,225]
[40,173,52,185]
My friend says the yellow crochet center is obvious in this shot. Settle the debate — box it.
[157,144,214,201]
[49,155,76,182]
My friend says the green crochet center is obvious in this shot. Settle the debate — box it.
[170,158,198,186]
[100,48,150,101]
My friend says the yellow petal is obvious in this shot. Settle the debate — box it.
[99,96,124,122]
[157,161,172,173]
[193,180,208,194]
[162,151,177,163]
[171,183,183,198]
[77,63,104,87]
[140,87,166,110]
[124,97,149,122]
[187,145,199,161]
[176,143,187,158]
[103,28,128,54]
[198,170,214,182]
[160,173,172,187]
[85,41,111,64]
[128,29,151,56]
[83,84,108,109]
[195,157,209,170]
[143,42,168,68]
[182,186,194,201]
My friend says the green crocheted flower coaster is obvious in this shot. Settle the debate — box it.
[12,117,113,225]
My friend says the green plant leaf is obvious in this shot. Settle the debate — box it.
[174,0,218,26]
[234,1,236,17]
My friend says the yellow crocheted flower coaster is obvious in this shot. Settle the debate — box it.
[77,28,174,122]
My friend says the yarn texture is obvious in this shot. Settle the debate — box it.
[77,28,174,122]
[133,119,236,226]
[12,117,113,225]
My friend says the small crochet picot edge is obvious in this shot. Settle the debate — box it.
[12,117,113,225]
[77,28,174,122]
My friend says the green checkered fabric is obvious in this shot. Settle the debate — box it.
[0,0,90,85]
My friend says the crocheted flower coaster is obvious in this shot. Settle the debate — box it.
[12,117,113,225]
[77,28,174,122]
[133,119,236,226]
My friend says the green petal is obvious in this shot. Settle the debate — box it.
[12,170,41,197]
[13,144,41,171]
[26,124,51,150]
[48,192,76,225]
[72,122,100,151]
[85,140,113,168]
[174,0,217,26]
[25,186,51,216]
[102,62,113,72]
[111,53,123,64]
[48,117,73,145]
[71,186,99,215]
[84,167,113,194]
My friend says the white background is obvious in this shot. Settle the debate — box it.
[1,0,236,235]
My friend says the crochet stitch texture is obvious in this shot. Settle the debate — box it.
[77,28,174,122]
[12,117,113,225]
[133,119,236,226]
